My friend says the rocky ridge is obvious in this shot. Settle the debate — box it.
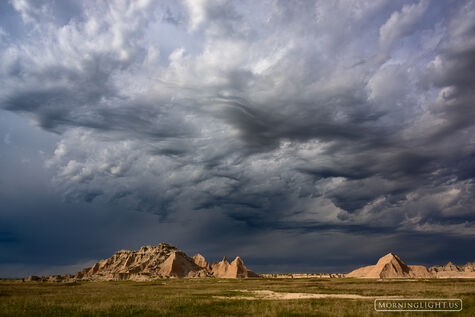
[24,247,474,281]
[429,261,475,278]
[26,243,259,282]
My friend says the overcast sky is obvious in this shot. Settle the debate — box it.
[1,0,474,277]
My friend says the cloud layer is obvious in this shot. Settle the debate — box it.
[1,0,474,274]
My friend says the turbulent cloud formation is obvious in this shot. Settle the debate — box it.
[1,0,474,275]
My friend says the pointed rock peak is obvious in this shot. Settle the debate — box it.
[193,253,205,260]
[377,253,405,265]
[159,251,200,278]
[347,252,432,279]
[212,255,257,278]
[222,256,229,263]
[167,250,187,260]
[192,253,209,269]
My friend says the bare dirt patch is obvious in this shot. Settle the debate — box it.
[213,289,394,300]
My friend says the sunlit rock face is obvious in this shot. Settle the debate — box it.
[430,261,475,278]
[347,253,433,278]
[211,256,259,278]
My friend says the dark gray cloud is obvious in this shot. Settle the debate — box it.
[0,0,474,276]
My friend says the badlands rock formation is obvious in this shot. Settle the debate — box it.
[192,253,212,271]
[211,256,259,278]
[75,243,210,281]
[347,253,433,278]
[27,243,259,282]
[430,261,475,278]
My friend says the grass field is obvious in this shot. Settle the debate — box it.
[0,278,474,316]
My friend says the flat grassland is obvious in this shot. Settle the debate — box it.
[0,278,474,316]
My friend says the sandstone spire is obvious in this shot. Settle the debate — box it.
[212,256,259,278]
[192,253,211,271]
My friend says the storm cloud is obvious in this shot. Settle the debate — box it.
[0,0,474,276]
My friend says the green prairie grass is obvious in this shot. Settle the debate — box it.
[0,278,473,316]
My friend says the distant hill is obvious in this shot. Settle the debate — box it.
[347,253,433,278]
[429,261,475,278]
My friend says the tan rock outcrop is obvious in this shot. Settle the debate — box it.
[430,261,475,278]
[347,253,433,278]
[72,243,210,281]
[192,253,211,271]
[159,251,208,278]
[212,256,259,278]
